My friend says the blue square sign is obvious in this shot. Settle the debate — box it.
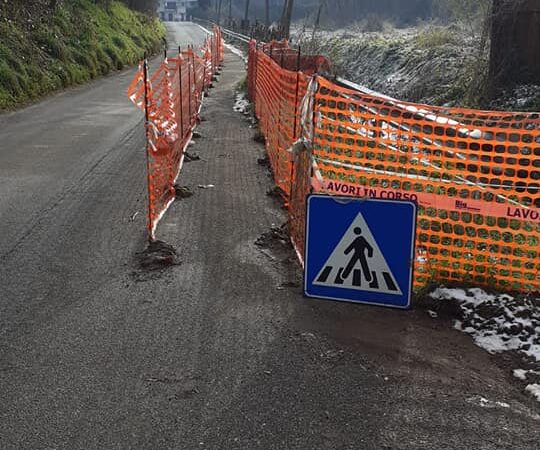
[304,195,417,309]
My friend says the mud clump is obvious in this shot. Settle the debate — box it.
[255,223,291,251]
[137,240,180,271]
[257,156,270,167]
[253,130,266,144]
[267,186,286,200]
[414,285,464,320]
[184,152,200,162]
[174,185,194,199]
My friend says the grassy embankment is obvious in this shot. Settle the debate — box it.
[299,24,540,111]
[0,0,166,110]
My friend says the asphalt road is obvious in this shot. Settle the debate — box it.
[0,22,539,449]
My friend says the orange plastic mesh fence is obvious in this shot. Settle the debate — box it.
[248,40,540,292]
[128,27,224,239]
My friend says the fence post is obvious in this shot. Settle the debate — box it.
[143,55,154,241]
[213,33,217,73]
[253,41,259,105]
[292,46,301,139]
[288,46,303,199]
[190,46,196,122]
[178,46,184,139]
[187,46,193,125]
[202,49,208,96]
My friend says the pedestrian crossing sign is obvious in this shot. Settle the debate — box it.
[304,195,417,309]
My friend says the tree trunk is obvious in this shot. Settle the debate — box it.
[280,0,295,39]
[216,0,223,25]
[264,0,270,27]
[311,0,325,42]
[244,0,250,22]
[489,0,540,91]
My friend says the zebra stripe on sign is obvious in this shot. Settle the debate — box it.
[313,212,402,295]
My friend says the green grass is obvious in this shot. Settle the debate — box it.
[0,0,166,110]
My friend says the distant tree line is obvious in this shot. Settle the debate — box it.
[193,0,467,27]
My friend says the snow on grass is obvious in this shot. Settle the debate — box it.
[431,287,539,362]
[526,384,540,401]
[294,25,539,111]
[233,93,250,114]
[430,287,540,401]
[473,396,510,409]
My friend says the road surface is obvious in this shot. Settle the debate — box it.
[0,22,538,449]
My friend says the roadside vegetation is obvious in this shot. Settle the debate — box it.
[0,0,165,110]
[295,20,539,111]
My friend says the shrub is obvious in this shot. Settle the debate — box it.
[0,63,21,95]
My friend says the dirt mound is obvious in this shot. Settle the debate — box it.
[255,224,291,251]
[136,240,180,271]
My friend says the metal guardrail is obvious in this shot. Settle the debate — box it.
[193,18,251,43]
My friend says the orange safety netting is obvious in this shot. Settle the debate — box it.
[128,26,224,239]
[248,39,540,293]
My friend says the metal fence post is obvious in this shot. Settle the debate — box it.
[143,55,154,241]
[187,46,193,125]
[178,46,184,139]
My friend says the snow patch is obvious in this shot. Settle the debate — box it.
[526,384,540,401]
[430,287,540,402]
[233,93,250,114]
[430,287,539,362]
[466,395,510,409]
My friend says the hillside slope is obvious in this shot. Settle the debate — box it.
[0,0,165,110]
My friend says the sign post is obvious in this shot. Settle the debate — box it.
[304,195,417,309]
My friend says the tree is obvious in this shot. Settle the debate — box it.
[280,0,294,38]
[244,0,250,22]
[264,0,270,26]
[216,0,224,24]
[489,0,540,89]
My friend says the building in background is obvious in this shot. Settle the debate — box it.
[157,0,198,22]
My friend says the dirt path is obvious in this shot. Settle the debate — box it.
[153,52,539,448]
